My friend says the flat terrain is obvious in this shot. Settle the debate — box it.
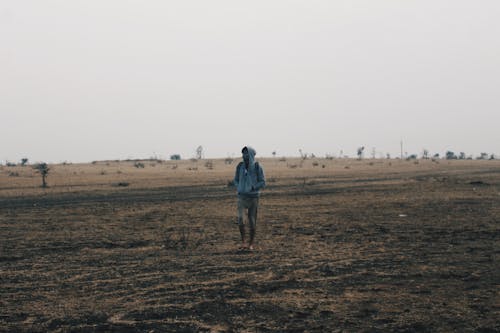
[1,158,499,332]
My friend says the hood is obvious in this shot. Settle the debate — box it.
[243,146,257,169]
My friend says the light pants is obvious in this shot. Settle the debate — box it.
[237,196,259,244]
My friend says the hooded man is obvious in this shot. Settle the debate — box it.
[233,146,266,250]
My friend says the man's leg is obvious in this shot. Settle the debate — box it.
[247,198,259,249]
[237,197,246,247]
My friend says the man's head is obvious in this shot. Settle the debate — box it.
[242,146,250,164]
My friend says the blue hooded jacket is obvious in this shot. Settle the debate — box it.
[234,146,265,198]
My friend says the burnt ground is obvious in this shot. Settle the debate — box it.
[1,164,499,332]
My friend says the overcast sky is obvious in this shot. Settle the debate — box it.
[1,1,499,163]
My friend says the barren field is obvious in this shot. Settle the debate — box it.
[1,158,499,332]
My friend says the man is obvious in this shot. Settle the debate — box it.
[234,146,265,250]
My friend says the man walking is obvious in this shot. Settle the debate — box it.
[234,146,265,250]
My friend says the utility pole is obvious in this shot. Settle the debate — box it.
[400,140,403,160]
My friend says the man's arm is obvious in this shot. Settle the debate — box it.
[254,164,265,190]
[233,163,240,188]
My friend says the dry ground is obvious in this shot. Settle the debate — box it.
[1,158,499,332]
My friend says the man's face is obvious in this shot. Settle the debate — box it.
[243,151,249,164]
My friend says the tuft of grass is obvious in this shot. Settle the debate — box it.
[205,160,214,170]
[164,227,203,251]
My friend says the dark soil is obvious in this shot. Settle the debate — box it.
[1,164,499,332]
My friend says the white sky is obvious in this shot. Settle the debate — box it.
[1,1,499,163]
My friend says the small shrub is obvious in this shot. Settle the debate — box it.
[224,157,233,165]
[171,164,178,170]
[170,154,181,161]
[134,162,145,168]
[8,171,20,177]
[312,161,319,167]
[205,160,214,169]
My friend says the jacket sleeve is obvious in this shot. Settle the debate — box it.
[233,163,240,188]
[254,164,266,190]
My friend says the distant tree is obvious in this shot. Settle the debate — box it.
[272,151,277,158]
[386,153,391,159]
[446,151,457,160]
[459,152,466,160]
[33,163,50,188]
[490,154,496,160]
[299,149,307,160]
[433,153,440,159]
[21,158,29,166]
[478,152,489,160]
[422,149,429,159]
[196,146,203,160]
[357,146,365,160]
